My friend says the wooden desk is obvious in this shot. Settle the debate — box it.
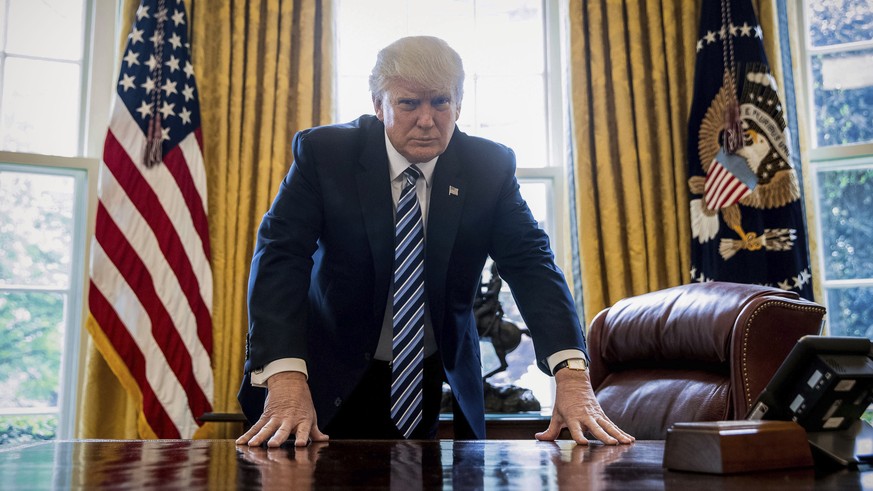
[0,439,868,489]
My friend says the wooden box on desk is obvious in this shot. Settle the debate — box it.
[663,420,813,474]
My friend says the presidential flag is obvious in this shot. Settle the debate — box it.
[687,0,812,299]
[87,0,213,438]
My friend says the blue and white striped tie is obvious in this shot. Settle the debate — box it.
[391,165,425,439]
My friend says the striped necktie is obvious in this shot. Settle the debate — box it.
[391,165,425,439]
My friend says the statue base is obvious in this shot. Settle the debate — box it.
[441,381,540,414]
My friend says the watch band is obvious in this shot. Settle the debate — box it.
[552,358,587,375]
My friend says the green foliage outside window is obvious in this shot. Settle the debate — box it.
[807,0,873,147]
[818,169,873,280]
[808,0,873,47]
[0,415,57,446]
[0,292,64,408]
[817,168,873,337]
[0,170,73,445]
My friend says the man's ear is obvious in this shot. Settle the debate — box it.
[454,104,462,121]
[373,95,384,121]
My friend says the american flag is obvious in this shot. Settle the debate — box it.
[703,148,756,210]
[87,0,213,439]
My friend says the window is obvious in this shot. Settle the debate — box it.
[0,159,93,444]
[0,0,87,156]
[335,0,566,411]
[0,0,116,445]
[796,0,873,337]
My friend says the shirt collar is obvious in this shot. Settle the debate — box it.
[384,130,437,188]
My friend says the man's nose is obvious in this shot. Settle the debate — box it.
[416,106,435,128]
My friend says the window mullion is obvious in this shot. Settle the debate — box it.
[807,38,873,56]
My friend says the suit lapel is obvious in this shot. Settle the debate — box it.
[356,120,394,318]
[426,128,467,334]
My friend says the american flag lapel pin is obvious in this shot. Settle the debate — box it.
[449,185,459,197]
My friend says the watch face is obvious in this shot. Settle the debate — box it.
[554,358,588,375]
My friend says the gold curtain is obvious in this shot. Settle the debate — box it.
[77,0,333,440]
[567,0,791,324]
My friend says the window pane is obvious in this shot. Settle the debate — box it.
[0,291,65,410]
[810,48,873,147]
[825,287,873,337]
[336,75,373,123]
[0,2,6,52]
[406,1,475,57]
[5,0,86,60]
[0,170,75,288]
[520,181,550,234]
[817,167,873,280]
[0,57,81,156]
[475,0,544,75]
[335,0,406,76]
[477,75,547,167]
[807,0,873,47]
[0,414,58,446]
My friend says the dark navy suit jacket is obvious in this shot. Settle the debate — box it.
[238,115,586,438]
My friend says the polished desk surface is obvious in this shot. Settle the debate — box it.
[0,439,870,490]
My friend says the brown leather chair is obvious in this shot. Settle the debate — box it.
[588,282,826,440]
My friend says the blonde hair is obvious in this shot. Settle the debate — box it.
[369,36,464,104]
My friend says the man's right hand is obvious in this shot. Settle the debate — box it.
[235,371,329,447]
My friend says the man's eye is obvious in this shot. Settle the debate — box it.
[433,97,451,107]
[398,100,418,108]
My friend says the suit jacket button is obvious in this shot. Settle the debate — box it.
[364,352,371,361]
[334,398,342,407]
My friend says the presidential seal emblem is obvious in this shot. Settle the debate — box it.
[689,64,801,260]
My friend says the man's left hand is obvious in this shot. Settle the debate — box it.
[535,368,635,445]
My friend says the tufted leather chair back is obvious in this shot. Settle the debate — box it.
[588,282,826,440]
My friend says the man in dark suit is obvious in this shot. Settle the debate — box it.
[236,36,633,447]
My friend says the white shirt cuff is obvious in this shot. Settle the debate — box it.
[547,349,587,375]
[250,358,308,387]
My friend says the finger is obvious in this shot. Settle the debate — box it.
[236,417,267,445]
[599,417,635,443]
[248,420,279,447]
[583,417,623,445]
[267,423,292,448]
[535,418,563,441]
[294,421,312,447]
[310,425,330,443]
[567,421,591,446]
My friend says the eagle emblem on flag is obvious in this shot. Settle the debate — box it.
[686,0,812,299]
[690,65,802,259]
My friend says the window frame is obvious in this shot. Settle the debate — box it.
[0,0,117,439]
[793,0,873,333]
[0,155,95,439]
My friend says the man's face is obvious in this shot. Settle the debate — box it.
[374,80,461,163]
